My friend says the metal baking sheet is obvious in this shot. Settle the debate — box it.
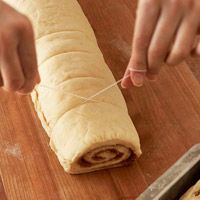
[137,144,200,200]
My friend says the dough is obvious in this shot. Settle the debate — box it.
[180,180,200,200]
[5,0,142,174]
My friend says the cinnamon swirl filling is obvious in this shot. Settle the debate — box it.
[78,144,135,168]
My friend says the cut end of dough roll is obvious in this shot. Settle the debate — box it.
[56,143,140,174]
[48,102,141,174]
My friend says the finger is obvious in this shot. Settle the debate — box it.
[121,68,132,89]
[167,9,200,65]
[17,17,40,94]
[128,0,161,87]
[147,3,182,77]
[0,38,25,91]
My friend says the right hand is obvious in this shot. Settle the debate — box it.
[121,0,200,88]
[0,1,40,95]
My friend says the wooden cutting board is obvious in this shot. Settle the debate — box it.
[0,0,200,199]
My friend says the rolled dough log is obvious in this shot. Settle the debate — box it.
[5,0,142,174]
[180,180,200,200]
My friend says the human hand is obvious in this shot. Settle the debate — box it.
[0,1,40,94]
[121,0,200,88]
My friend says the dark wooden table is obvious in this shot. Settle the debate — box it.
[0,0,200,199]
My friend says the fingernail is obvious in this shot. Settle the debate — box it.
[121,83,126,89]
[133,73,144,87]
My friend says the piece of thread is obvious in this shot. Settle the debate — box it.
[128,68,147,73]
[82,74,130,104]
[39,85,100,103]
[39,74,130,103]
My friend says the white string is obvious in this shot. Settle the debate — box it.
[128,68,147,73]
[39,73,130,103]
[82,74,130,103]
[39,85,100,103]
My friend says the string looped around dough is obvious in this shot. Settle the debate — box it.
[39,74,131,103]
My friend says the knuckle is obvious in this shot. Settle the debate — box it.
[1,15,33,45]
[0,13,34,50]
[13,14,33,35]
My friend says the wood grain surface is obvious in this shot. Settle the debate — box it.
[0,0,200,199]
